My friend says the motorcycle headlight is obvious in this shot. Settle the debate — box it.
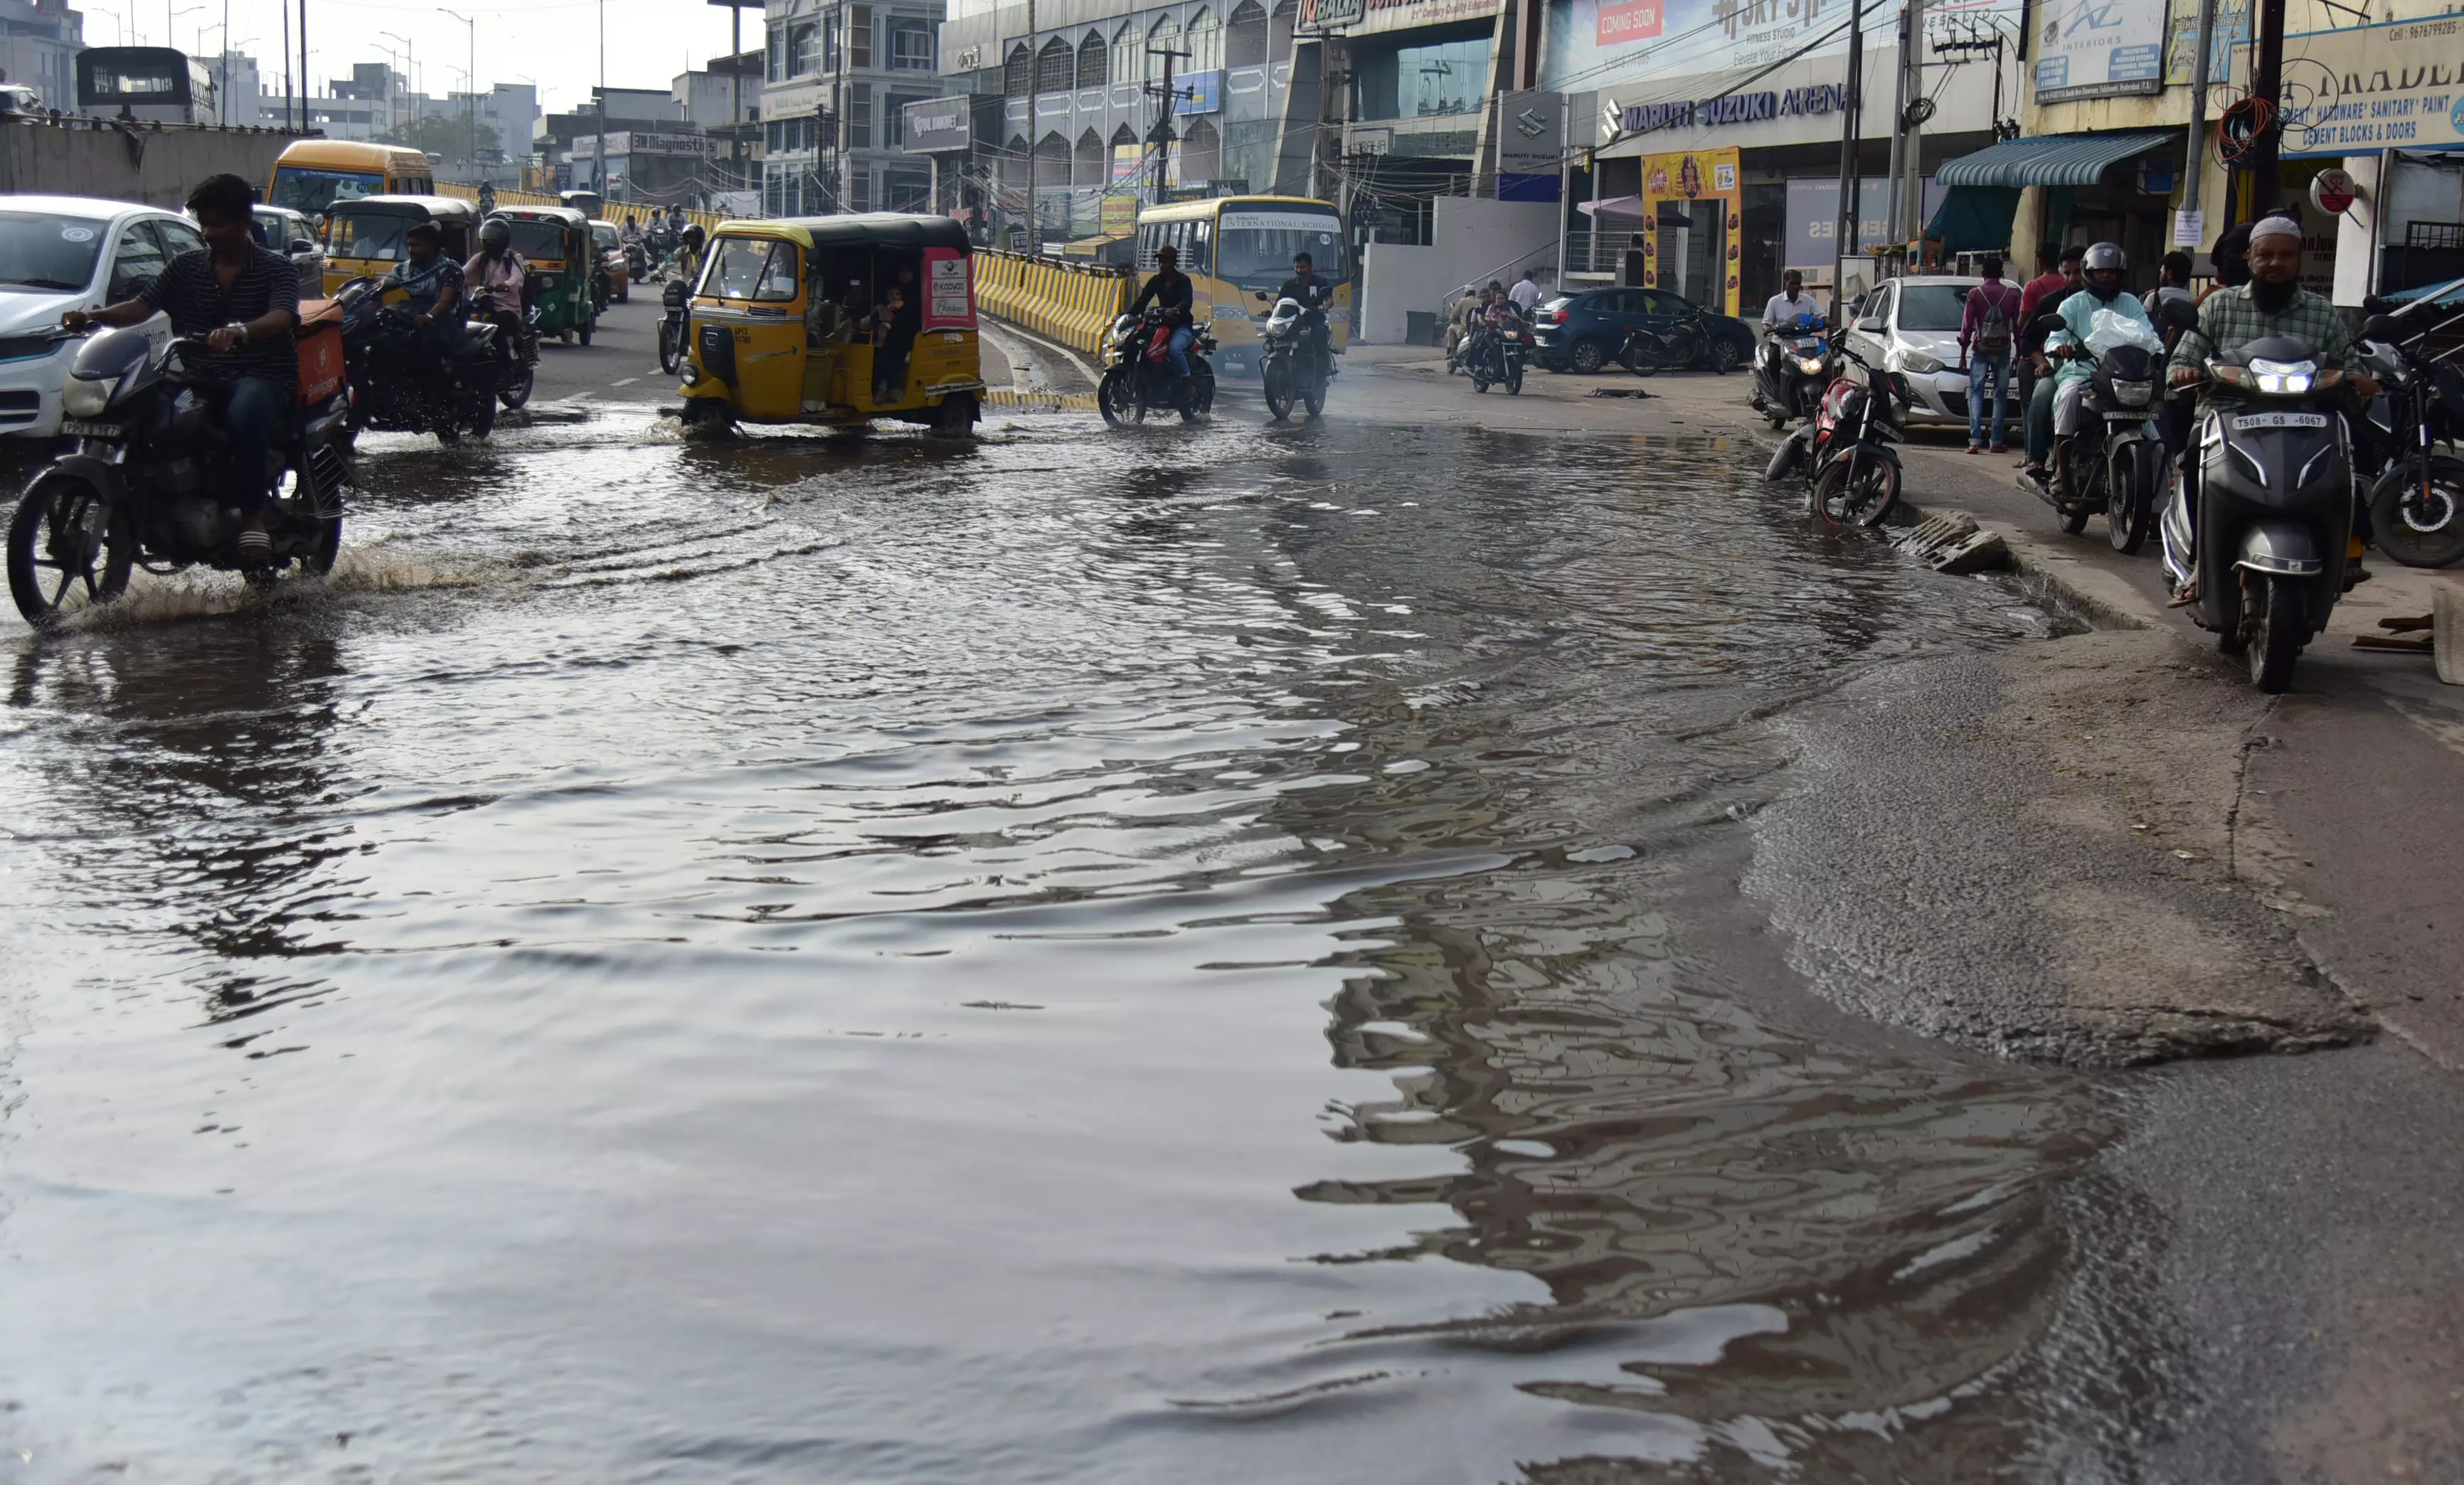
[537,273,558,289]
[680,365,700,386]
[2111,380,2153,406]
[2249,356,2317,395]
[1899,350,1944,375]
[61,374,112,419]
[1797,356,1827,376]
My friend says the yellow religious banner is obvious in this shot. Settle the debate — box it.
[1635,147,1743,319]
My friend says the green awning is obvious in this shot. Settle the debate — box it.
[1927,186,2022,254]
[1935,130,2180,188]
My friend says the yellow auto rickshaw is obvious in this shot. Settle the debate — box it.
[676,214,982,436]
[317,195,480,297]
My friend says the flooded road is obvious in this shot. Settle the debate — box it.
[0,410,2146,1481]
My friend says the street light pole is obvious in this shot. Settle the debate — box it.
[440,9,474,180]
[596,0,606,198]
[382,31,411,136]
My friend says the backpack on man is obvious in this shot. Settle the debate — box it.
[1975,287,2013,358]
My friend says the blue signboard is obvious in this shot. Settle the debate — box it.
[1177,68,1223,115]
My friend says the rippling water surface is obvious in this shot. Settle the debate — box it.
[0,409,2130,1481]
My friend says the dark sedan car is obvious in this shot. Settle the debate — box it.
[1531,286,1755,375]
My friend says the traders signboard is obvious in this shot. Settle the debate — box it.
[903,95,972,153]
[2271,14,2464,154]
[2032,0,2168,103]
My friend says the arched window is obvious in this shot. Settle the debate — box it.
[1004,43,1031,97]
[1269,0,1296,60]
[1181,117,1221,182]
[1035,131,1071,188]
[1077,31,1107,88]
[1112,20,1143,86]
[999,135,1031,206]
[1228,1,1268,68]
[1146,16,1179,80]
[1186,7,1221,73]
[1110,121,1142,191]
[1036,36,1073,94]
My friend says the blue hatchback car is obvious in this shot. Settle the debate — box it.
[1531,287,1756,376]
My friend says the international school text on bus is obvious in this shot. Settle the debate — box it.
[1133,196,1348,378]
[268,141,437,220]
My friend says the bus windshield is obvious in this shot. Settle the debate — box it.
[326,211,412,262]
[271,166,386,217]
[1215,208,1345,287]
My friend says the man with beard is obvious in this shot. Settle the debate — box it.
[2165,215,2354,602]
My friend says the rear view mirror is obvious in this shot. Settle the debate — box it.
[2360,313,2405,341]
[290,238,317,255]
[1854,316,1883,333]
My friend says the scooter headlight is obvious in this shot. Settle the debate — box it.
[2110,380,2153,406]
[1797,356,1827,376]
[61,374,112,419]
[2248,356,2317,395]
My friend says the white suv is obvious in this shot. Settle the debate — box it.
[0,196,201,449]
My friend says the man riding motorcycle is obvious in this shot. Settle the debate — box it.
[388,220,467,385]
[2164,214,2362,605]
[2042,242,2153,501]
[1127,243,1196,405]
[466,216,531,379]
[673,223,706,289]
[1274,250,1335,384]
[59,171,299,563]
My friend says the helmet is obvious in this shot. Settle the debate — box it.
[2081,241,2127,301]
[683,223,705,247]
[479,218,510,252]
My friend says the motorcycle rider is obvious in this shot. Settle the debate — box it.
[1275,250,1335,383]
[674,223,707,289]
[388,220,467,383]
[2164,215,2359,604]
[466,216,530,378]
[1127,243,1196,402]
[1761,269,1820,334]
[59,171,298,563]
[2044,242,2153,500]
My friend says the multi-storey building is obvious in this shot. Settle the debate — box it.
[0,0,85,112]
[760,0,946,216]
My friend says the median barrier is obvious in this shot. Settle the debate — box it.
[975,250,1132,357]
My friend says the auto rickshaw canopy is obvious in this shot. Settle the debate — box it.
[708,213,973,255]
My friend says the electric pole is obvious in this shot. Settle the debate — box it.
[1025,0,1038,252]
[1832,0,1864,309]
[1145,42,1189,208]
[2236,0,2286,218]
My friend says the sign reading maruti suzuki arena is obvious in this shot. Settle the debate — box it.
[2034,0,2168,102]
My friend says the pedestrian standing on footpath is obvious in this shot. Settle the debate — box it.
[1509,268,1543,316]
[1959,255,2022,454]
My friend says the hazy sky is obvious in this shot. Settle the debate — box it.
[102,0,751,119]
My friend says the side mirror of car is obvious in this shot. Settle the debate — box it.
[291,238,317,256]
[1854,316,1883,334]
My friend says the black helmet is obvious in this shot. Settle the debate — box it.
[683,223,705,247]
[2081,241,2127,301]
[479,218,510,252]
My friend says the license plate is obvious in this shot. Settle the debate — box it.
[2104,410,2147,420]
[2232,411,2329,430]
[60,420,122,439]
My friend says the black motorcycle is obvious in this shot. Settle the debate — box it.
[1620,316,1707,376]
[1098,306,1216,427]
[337,276,503,444]
[2042,335,2167,552]
[1258,292,1334,418]
[2351,291,2464,569]
[6,328,349,627]
[2161,334,2359,693]
[1461,317,1528,395]
[658,279,689,376]
[1767,340,1905,527]
[1751,315,1830,428]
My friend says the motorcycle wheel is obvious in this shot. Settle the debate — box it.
[1263,360,1294,422]
[1097,366,1137,427]
[1181,368,1212,423]
[2248,573,2305,693]
[499,356,535,410]
[2054,444,2093,535]
[1814,453,1901,528]
[578,321,594,348]
[2369,457,2464,568]
[1504,363,1523,395]
[657,320,681,376]
[1472,374,1489,393]
[1302,368,1325,417]
[2106,452,2149,553]
[468,381,497,440]
[6,471,133,628]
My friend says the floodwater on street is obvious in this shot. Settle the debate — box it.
[0,408,2152,1481]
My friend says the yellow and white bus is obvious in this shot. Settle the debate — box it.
[267,141,436,220]
[1132,196,1349,377]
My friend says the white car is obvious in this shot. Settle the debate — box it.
[0,196,203,447]
[1839,275,1994,427]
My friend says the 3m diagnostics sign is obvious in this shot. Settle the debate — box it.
[1598,0,1663,46]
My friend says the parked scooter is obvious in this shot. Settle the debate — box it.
[2039,311,2167,552]
[1751,312,1830,429]
[1763,340,1905,527]
[2350,284,2464,569]
[2160,334,2362,693]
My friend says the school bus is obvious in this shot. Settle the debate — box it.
[267,141,437,220]
[1132,196,1349,378]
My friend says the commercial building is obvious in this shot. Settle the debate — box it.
[0,0,85,114]
[761,0,946,216]
[677,48,767,203]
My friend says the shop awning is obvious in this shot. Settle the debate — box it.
[1934,130,2180,189]
[1577,195,1646,218]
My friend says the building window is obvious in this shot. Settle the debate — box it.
[886,169,930,211]
[849,168,872,212]
[848,82,871,149]
[792,21,820,77]
[1036,36,1072,94]
[1111,21,1142,85]
[1227,1,1268,68]
[1146,16,1179,80]
[850,6,873,68]
[889,18,935,71]
[1005,43,1031,97]
[767,24,786,82]
[1187,8,1221,73]
[1076,31,1106,88]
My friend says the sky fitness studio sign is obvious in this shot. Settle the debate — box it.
[1622,82,1845,134]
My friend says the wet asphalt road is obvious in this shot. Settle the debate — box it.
[0,333,2450,1480]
